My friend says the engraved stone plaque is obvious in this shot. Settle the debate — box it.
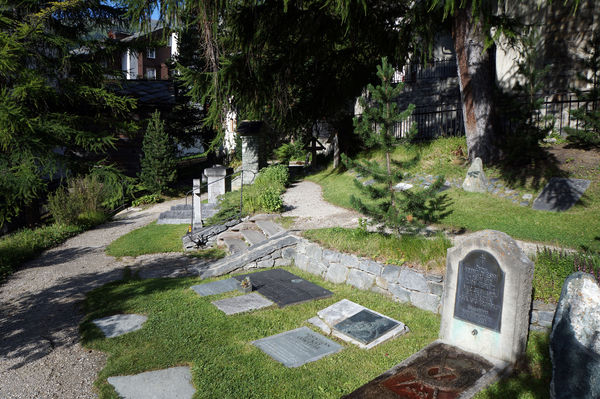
[454,250,504,332]
[252,326,343,367]
[190,278,240,297]
[333,309,399,345]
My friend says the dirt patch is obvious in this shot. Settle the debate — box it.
[546,144,600,177]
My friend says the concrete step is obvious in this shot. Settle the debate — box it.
[159,210,193,219]
[157,218,190,225]
[222,238,248,254]
[171,204,193,211]
[240,229,268,246]
[254,220,285,237]
[230,221,257,232]
[217,231,243,242]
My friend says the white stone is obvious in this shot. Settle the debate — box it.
[211,292,274,315]
[92,314,148,338]
[462,157,488,193]
[108,367,195,399]
[325,263,349,284]
[393,182,414,191]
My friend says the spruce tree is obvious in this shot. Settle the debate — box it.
[140,111,177,194]
[343,57,450,233]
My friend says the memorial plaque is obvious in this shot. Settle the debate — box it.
[252,326,343,368]
[211,292,274,315]
[532,177,591,212]
[190,278,240,297]
[333,309,399,345]
[234,269,333,307]
[454,250,504,332]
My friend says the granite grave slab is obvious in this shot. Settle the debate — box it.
[211,292,274,315]
[92,314,148,338]
[190,278,240,296]
[107,366,195,399]
[252,326,343,367]
[234,269,333,307]
[532,177,591,211]
[308,299,408,349]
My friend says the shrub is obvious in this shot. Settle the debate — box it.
[90,164,137,210]
[139,111,177,194]
[274,141,306,163]
[132,194,162,207]
[48,175,106,226]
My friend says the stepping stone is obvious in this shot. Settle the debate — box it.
[234,269,333,308]
[308,299,408,349]
[252,326,343,368]
[107,366,195,399]
[393,182,414,191]
[92,314,148,338]
[240,229,267,246]
[211,292,274,315]
[362,179,375,186]
[222,238,247,254]
[254,220,284,237]
[190,278,240,297]
[532,177,591,211]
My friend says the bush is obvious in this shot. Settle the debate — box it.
[253,164,289,190]
[48,175,107,226]
[132,194,162,207]
[139,111,177,194]
[274,141,306,163]
[90,164,137,210]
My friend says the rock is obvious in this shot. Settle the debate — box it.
[346,269,375,290]
[462,157,488,193]
[393,182,413,191]
[357,259,383,276]
[410,291,441,313]
[398,268,429,293]
[522,193,533,201]
[381,265,402,284]
[325,263,349,284]
[550,272,600,399]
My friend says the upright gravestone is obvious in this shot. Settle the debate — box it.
[238,120,263,185]
[344,230,534,399]
[192,178,202,230]
[462,157,488,193]
[204,165,229,204]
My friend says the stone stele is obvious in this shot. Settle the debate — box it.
[462,157,488,193]
[550,272,600,399]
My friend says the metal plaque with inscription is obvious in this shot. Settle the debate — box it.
[454,250,504,332]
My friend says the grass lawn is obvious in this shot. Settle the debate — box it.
[81,266,552,399]
[307,137,600,252]
[106,223,190,257]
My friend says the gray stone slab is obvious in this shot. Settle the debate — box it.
[234,268,333,307]
[92,314,148,338]
[254,220,284,237]
[107,366,195,399]
[190,278,240,297]
[240,229,267,246]
[211,292,274,315]
[252,326,343,367]
[222,238,247,254]
[532,177,591,211]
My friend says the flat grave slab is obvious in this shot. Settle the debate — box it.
[234,269,333,307]
[309,299,408,349]
[211,292,274,315]
[252,326,343,367]
[107,366,195,399]
[92,314,148,338]
[532,177,591,211]
[190,278,240,297]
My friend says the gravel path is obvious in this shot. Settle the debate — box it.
[0,199,189,399]
[281,180,361,230]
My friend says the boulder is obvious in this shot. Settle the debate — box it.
[462,157,488,193]
[550,272,600,399]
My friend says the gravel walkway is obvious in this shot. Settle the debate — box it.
[0,198,189,399]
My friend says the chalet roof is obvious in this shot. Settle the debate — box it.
[115,80,175,105]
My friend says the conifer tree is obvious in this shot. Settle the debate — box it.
[140,111,177,194]
[343,57,450,233]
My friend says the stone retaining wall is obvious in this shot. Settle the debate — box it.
[230,235,556,331]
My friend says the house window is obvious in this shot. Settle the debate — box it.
[146,67,156,80]
[147,48,156,59]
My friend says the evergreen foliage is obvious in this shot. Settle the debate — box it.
[0,0,136,226]
[139,111,177,194]
[343,58,450,233]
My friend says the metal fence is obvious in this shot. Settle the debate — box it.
[393,59,458,84]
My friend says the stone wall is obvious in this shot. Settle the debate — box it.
[219,235,556,331]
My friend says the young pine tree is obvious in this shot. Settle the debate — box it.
[343,57,450,233]
[140,111,177,194]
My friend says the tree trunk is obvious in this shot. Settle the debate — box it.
[452,3,499,163]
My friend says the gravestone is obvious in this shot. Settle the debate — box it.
[211,292,274,315]
[192,178,202,230]
[462,157,488,193]
[107,366,195,399]
[190,278,240,297]
[344,230,534,398]
[550,272,600,399]
[252,326,343,367]
[308,299,408,349]
[238,120,263,184]
[532,177,591,211]
[234,269,333,307]
[204,165,230,204]
[92,314,148,338]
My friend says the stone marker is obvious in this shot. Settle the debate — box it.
[234,269,332,307]
[211,292,274,315]
[192,178,202,230]
[308,299,408,349]
[238,120,263,184]
[107,366,195,399]
[344,230,534,398]
[550,272,600,399]
[204,165,229,204]
[92,314,148,338]
[393,182,413,191]
[532,177,591,211]
[252,326,343,367]
[190,278,240,297]
[462,157,488,193]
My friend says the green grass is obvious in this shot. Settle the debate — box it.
[303,227,451,271]
[307,137,600,252]
[106,223,189,257]
[186,247,227,260]
[0,223,86,281]
[81,266,553,399]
